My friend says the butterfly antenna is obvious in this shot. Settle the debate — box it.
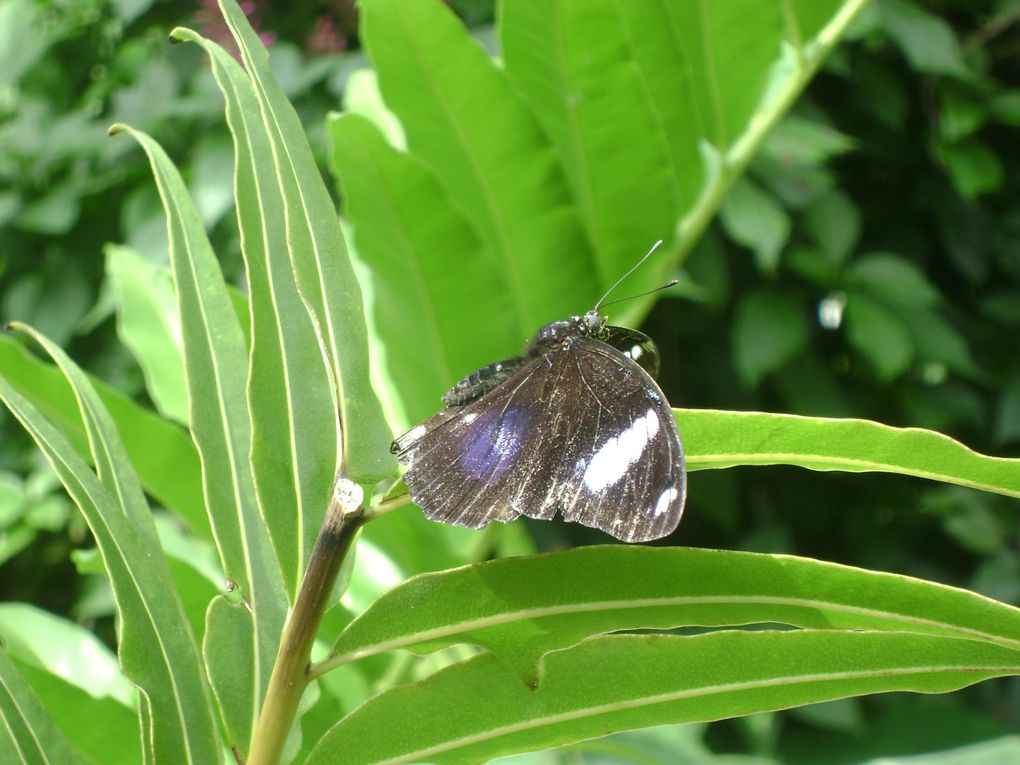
[594,240,664,312]
[598,279,679,310]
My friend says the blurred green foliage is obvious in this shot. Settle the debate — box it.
[0,0,1018,762]
[0,0,357,623]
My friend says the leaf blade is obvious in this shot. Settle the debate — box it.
[679,409,1020,499]
[327,112,519,426]
[359,0,600,335]
[0,649,78,765]
[0,373,220,763]
[113,123,287,755]
[309,631,1020,765]
[0,335,208,540]
[217,0,395,486]
[327,546,1020,680]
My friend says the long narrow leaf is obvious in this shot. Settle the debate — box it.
[111,124,287,753]
[325,546,1020,682]
[680,409,1020,498]
[175,25,340,601]
[0,376,220,762]
[217,0,395,487]
[308,630,1020,765]
[0,650,77,765]
[0,335,208,539]
[13,325,157,542]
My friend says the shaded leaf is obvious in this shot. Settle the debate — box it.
[732,290,809,386]
[844,292,913,379]
[850,253,940,308]
[0,328,209,543]
[720,178,791,272]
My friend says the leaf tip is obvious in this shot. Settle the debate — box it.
[169,26,200,44]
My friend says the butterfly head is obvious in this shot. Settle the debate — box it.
[580,309,607,337]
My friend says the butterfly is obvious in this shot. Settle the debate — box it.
[391,243,686,543]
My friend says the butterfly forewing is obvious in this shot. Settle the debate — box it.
[394,335,685,542]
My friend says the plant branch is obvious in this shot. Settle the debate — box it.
[246,484,364,765]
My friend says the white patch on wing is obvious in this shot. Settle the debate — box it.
[407,424,426,441]
[461,412,478,424]
[583,408,660,492]
[653,485,678,517]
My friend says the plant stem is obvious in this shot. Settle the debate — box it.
[247,492,364,765]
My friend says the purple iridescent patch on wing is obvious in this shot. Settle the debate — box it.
[457,404,532,481]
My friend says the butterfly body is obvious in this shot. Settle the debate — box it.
[392,309,686,543]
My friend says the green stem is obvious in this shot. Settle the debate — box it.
[247,494,364,765]
[618,0,872,328]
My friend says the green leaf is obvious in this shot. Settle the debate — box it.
[217,0,395,487]
[732,290,809,386]
[0,362,220,762]
[500,0,690,290]
[112,124,286,757]
[762,114,856,167]
[941,139,1005,200]
[308,630,1020,765]
[327,112,519,426]
[10,659,141,765]
[159,531,222,644]
[0,603,133,706]
[878,0,967,77]
[177,26,340,602]
[804,189,860,266]
[203,597,257,753]
[0,335,209,542]
[105,244,188,425]
[0,649,78,765]
[678,409,1020,500]
[339,0,869,337]
[343,69,406,149]
[719,178,791,272]
[359,0,599,337]
[325,546,1020,682]
[899,308,979,376]
[0,604,142,764]
[938,85,987,143]
[849,252,941,308]
[844,292,913,379]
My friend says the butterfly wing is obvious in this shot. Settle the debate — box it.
[392,357,557,529]
[393,336,685,542]
[509,336,685,542]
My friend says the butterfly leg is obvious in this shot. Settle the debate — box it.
[441,356,526,406]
